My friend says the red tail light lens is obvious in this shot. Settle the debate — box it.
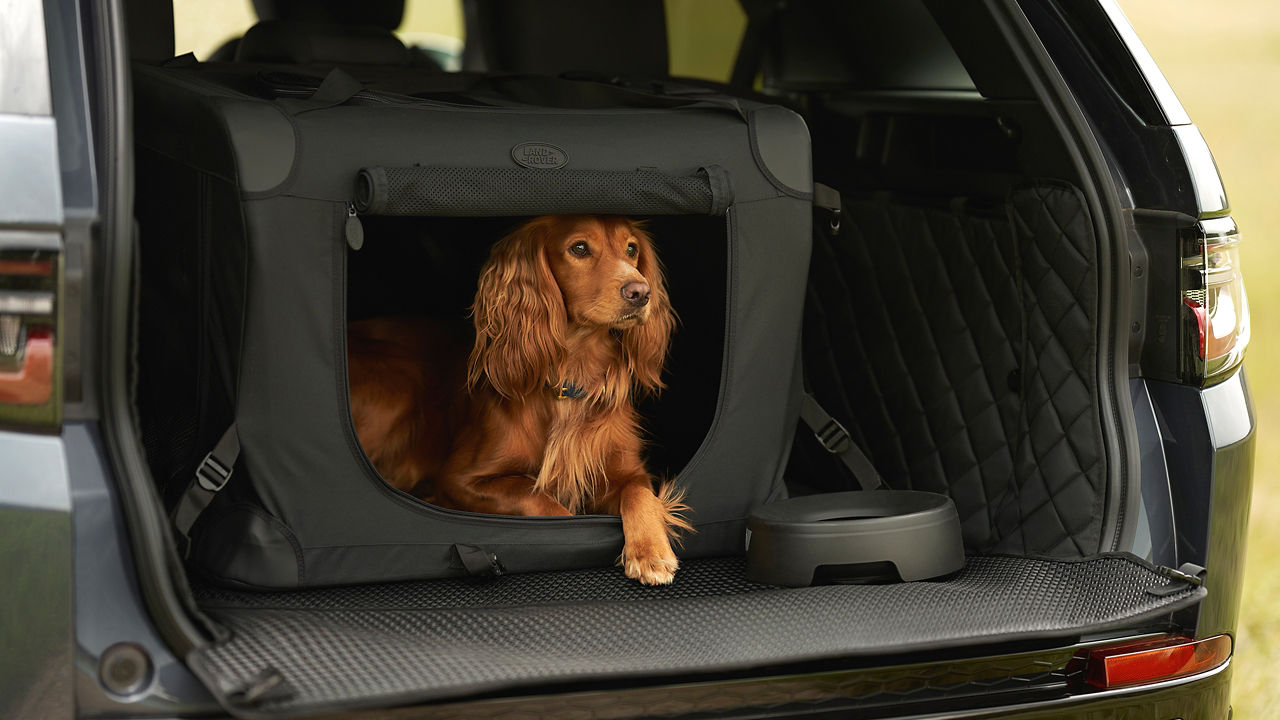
[0,250,60,425]
[0,259,54,276]
[0,323,53,405]
[1182,218,1248,385]
[1082,634,1232,690]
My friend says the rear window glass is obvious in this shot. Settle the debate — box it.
[172,0,464,64]
[666,0,747,82]
[172,0,751,81]
[766,0,975,91]
[172,0,745,79]
[172,0,255,60]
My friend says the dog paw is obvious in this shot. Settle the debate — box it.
[621,546,679,585]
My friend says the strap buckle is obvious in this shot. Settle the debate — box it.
[813,416,853,455]
[1157,563,1206,588]
[195,451,234,493]
[813,182,842,236]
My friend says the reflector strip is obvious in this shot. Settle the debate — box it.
[0,259,53,276]
[0,315,19,355]
[1084,634,1232,690]
[0,291,54,314]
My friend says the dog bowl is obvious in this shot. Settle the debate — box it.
[745,490,965,586]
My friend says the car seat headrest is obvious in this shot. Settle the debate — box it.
[235,20,411,65]
[125,0,176,62]
[251,0,405,32]
[468,0,668,79]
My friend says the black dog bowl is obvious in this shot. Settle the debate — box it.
[746,491,965,586]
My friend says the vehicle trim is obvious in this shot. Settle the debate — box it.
[0,115,64,227]
[0,0,53,116]
[91,0,210,656]
[323,639,1227,720]
[1095,0,1192,126]
[998,0,1139,553]
[1172,124,1231,218]
[0,429,69,511]
[923,657,1230,718]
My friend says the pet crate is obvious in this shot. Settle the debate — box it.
[134,65,815,588]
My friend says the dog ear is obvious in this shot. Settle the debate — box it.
[621,224,675,396]
[468,217,567,398]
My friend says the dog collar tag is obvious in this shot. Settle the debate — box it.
[551,380,589,400]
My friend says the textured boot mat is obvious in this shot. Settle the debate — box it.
[189,554,1204,718]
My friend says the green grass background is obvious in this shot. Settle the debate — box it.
[173,0,1274,715]
[1118,3,1279,716]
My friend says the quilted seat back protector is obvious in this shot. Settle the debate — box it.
[132,64,814,588]
[798,186,1111,557]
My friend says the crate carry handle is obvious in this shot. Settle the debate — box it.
[353,165,733,218]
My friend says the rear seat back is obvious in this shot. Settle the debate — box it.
[202,0,439,68]
[463,0,668,78]
[234,20,413,65]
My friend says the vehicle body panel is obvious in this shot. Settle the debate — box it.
[67,422,221,716]
[0,431,72,719]
[0,0,74,717]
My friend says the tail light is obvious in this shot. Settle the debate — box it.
[1076,634,1232,691]
[0,250,60,428]
[1181,217,1248,385]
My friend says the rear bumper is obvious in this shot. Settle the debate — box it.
[1147,369,1255,640]
[951,659,1231,720]
[308,651,1229,720]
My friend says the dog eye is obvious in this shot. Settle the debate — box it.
[569,241,590,257]
[626,243,638,258]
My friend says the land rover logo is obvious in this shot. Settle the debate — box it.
[512,142,568,169]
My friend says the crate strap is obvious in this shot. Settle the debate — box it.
[799,393,884,491]
[171,423,240,552]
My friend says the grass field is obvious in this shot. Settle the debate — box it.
[1118,1,1279,717]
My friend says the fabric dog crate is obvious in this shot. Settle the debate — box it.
[133,64,815,588]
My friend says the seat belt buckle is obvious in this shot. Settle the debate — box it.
[814,417,853,455]
[195,451,234,493]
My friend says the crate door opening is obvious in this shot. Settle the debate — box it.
[345,214,728,515]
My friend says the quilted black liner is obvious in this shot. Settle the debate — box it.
[189,555,1203,718]
[800,182,1103,556]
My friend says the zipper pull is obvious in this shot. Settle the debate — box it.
[344,202,364,251]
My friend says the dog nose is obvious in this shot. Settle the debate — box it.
[621,280,651,307]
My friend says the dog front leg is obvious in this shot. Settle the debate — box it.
[436,474,573,517]
[601,478,691,585]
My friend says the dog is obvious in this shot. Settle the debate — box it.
[347,215,691,585]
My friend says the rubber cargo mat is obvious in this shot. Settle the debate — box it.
[189,554,1205,718]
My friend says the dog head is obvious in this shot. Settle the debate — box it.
[469,215,674,398]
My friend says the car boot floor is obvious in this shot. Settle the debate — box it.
[188,554,1204,718]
